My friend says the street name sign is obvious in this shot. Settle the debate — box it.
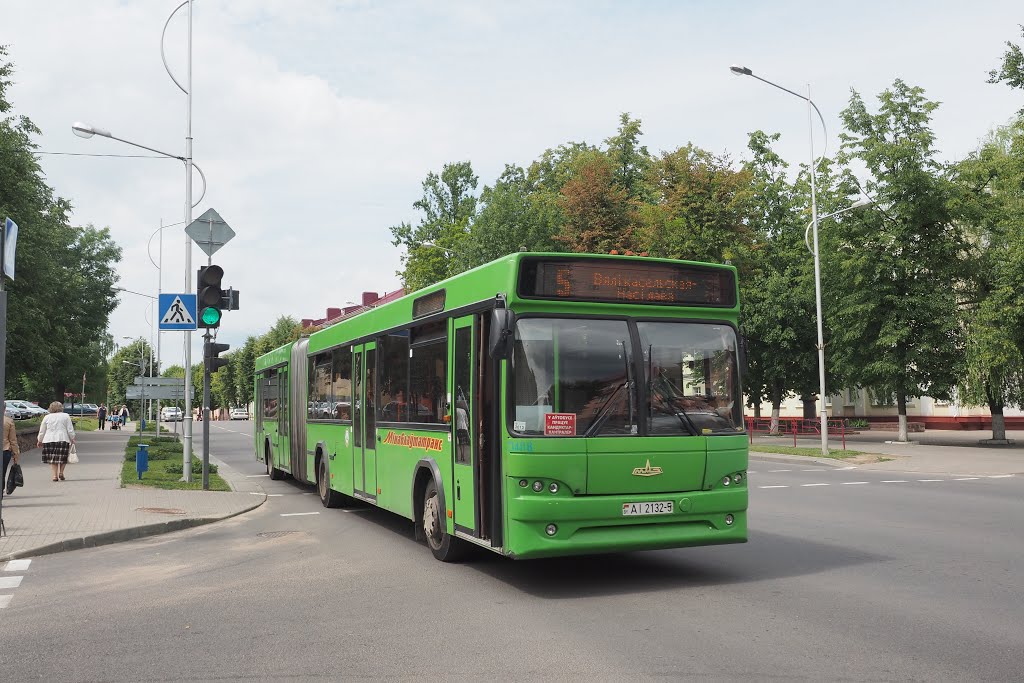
[158,293,198,331]
[185,208,235,257]
[126,385,192,400]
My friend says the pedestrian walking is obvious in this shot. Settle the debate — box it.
[37,401,76,482]
[97,403,107,430]
[3,413,20,487]
[118,404,129,427]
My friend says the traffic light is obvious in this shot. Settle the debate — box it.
[197,265,225,328]
[205,341,230,373]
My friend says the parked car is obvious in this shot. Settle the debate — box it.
[63,403,98,416]
[161,406,183,422]
[11,400,48,417]
[5,400,31,419]
[229,407,249,420]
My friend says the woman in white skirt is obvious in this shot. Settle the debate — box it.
[37,401,76,482]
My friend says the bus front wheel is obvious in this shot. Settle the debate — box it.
[422,479,468,562]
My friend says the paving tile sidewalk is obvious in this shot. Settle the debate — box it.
[751,429,1024,476]
[0,424,266,561]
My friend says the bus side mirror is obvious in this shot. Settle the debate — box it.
[489,308,515,359]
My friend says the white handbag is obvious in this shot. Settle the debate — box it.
[68,443,79,464]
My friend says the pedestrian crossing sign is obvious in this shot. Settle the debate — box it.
[158,293,198,331]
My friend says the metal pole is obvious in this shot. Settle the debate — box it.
[0,223,6,536]
[808,84,829,456]
[155,219,163,442]
[202,334,210,490]
[182,0,194,482]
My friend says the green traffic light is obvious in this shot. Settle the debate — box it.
[200,306,222,326]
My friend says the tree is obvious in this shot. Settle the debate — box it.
[390,162,478,290]
[989,25,1024,108]
[555,153,633,253]
[464,164,563,265]
[829,80,964,442]
[0,46,122,404]
[106,339,156,417]
[604,113,653,203]
[636,144,753,266]
[951,118,1024,440]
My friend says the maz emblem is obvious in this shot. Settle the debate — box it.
[632,459,664,477]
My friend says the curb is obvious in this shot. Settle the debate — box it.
[0,496,266,562]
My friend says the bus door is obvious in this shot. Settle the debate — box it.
[353,342,378,500]
[277,367,289,473]
[451,316,478,534]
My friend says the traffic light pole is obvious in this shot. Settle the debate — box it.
[202,331,211,490]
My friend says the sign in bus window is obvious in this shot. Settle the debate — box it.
[518,257,736,307]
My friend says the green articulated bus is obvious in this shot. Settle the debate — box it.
[254,252,748,561]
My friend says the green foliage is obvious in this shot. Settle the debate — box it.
[390,162,479,291]
[636,144,753,266]
[166,459,218,475]
[555,153,633,253]
[829,80,964,419]
[951,117,1024,414]
[0,47,122,404]
[105,338,156,415]
[989,25,1024,110]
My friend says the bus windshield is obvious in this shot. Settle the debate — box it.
[511,318,741,437]
[638,321,742,434]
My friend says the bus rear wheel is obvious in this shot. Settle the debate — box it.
[317,456,344,508]
[422,479,468,562]
[266,445,282,480]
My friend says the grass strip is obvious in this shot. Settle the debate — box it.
[749,444,866,459]
[122,434,230,491]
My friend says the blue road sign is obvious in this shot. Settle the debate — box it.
[159,293,198,331]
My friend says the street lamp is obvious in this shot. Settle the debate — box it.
[71,3,203,480]
[730,63,832,455]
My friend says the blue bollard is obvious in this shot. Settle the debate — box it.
[136,444,149,480]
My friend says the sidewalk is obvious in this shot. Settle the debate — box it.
[750,428,1024,476]
[0,424,266,561]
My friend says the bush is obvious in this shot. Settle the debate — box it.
[125,435,183,461]
[847,418,869,429]
[166,459,218,475]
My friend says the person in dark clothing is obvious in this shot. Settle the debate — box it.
[97,403,107,430]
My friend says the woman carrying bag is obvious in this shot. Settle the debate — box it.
[37,401,76,482]
[3,413,19,488]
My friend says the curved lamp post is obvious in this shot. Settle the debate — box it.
[730,63,832,455]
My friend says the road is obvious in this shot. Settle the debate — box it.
[1,424,1021,682]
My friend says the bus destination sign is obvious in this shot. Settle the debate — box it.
[518,258,736,307]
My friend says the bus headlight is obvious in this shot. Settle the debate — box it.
[722,476,731,486]
[733,473,743,484]
[725,514,734,526]
[548,482,559,494]
[533,481,544,492]
[545,524,558,536]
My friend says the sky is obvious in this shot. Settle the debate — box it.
[3,0,1022,371]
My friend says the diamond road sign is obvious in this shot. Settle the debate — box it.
[185,207,235,257]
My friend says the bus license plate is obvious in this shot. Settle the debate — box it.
[622,501,674,516]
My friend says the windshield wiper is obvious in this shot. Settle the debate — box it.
[649,366,699,436]
[584,379,629,437]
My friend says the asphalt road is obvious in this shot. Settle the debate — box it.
[1,424,1021,682]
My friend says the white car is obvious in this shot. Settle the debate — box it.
[161,406,183,421]
[10,400,47,417]
[229,407,249,420]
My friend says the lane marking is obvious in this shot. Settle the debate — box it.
[801,483,829,487]
[768,469,791,473]
[881,480,908,483]
[0,595,12,609]
[840,481,869,485]
[246,474,270,478]
[758,485,789,489]
[801,469,825,472]
[0,576,24,589]
[3,560,30,571]
[953,477,980,481]
[837,466,858,470]
[988,475,1014,479]
[918,479,944,482]
[280,512,320,517]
